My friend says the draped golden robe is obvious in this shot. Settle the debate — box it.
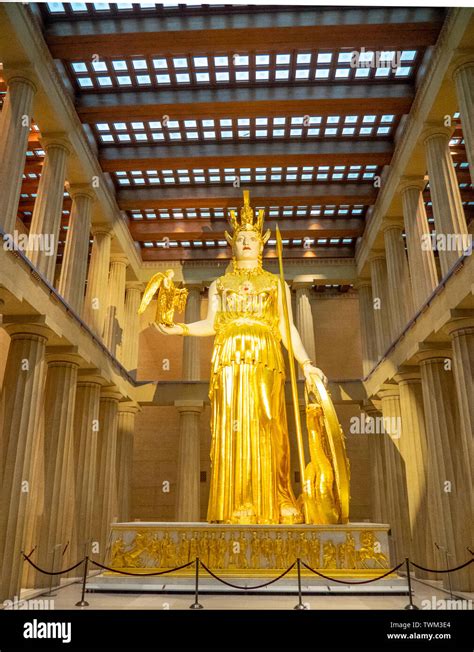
[207,267,302,525]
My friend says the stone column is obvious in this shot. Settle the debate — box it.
[58,185,95,315]
[355,281,378,376]
[293,282,316,379]
[27,135,70,282]
[35,351,79,587]
[83,225,112,336]
[0,321,49,601]
[444,314,474,588]
[182,284,202,381]
[383,222,414,335]
[399,178,439,311]
[94,388,121,558]
[116,402,140,522]
[418,348,472,590]
[395,368,437,570]
[378,386,411,564]
[72,373,103,562]
[362,401,387,523]
[0,68,37,234]
[174,400,203,521]
[452,54,474,184]
[369,253,393,358]
[103,255,128,358]
[121,283,143,375]
[422,125,469,276]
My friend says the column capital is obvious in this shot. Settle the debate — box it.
[174,399,204,415]
[91,223,113,238]
[377,383,400,400]
[451,50,474,79]
[353,277,372,290]
[381,218,404,233]
[39,132,71,155]
[394,365,422,384]
[45,345,82,367]
[77,368,109,386]
[398,175,427,194]
[100,386,123,402]
[368,250,386,264]
[126,281,144,292]
[66,183,96,201]
[3,64,38,92]
[2,316,51,340]
[414,344,452,364]
[291,280,314,291]
[118,400,141,415]
[110,254,129,267]
[421,123,452,144]
[443,309,474,337]
[361,400,381,417]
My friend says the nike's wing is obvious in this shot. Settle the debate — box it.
[137,272,165,314]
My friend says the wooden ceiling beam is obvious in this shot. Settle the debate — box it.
[45,8,444,58]
[100,140,392,171]
[141,245,355,262]
[129,217,364,241]
[118,184,377,209]
[78,84,413,123]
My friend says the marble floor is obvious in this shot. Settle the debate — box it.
[9,576,473,611]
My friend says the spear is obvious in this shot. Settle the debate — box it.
[276,225,309,522]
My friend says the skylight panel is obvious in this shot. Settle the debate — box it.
[194,56,208,68]
[401,50,417,61]
[395,66,412,77]
[256,55,270,66]
[113,60,128,71]
[137,75,151,85]
[338,52,353,63]
[77,78,93,88]
[315,69,329,79]
[153,59,168,69]
[117,76,132,85]
[196,72,210,82]
[214,56,229,67]
[317,53,332,64]
[156,74,171,84]
[216,72,230,81]
[173,58,188,69]
[176,73,190,83]
[295,69,310,79]
[256,71,269,80]
[335,69,350,78]
[234,55,249,66]
[72,62,88,73]
[48,2,65,12]
[236,71,249,81]
[375,67,390,78]
[355,68,370,78]
[92,61,107,72]
[276,54,291,65]
[97,76,113,86]
[381,115,394,123]
[132,60,147,70]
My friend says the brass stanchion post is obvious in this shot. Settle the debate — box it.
[294,558,306,610]
[75,556,90,607]
[404,558,419,610]
[189,557,203,610]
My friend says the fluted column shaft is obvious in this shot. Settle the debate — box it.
[356,282,378,376]
[35,354,79,587]
[73,378,102,561]
[103,255,128,358]
[294,284,316,379]
[83,227,112,336]
[400,182,439,310]
[379,387,411,563]
[0,73,36,234]
[453,58,474,184]
[116,403,139,522]
[423,128,469,276]
[445,317,474,519]
[94,389,121,557]
[58,187,94,314]
[362,402,386,522]
[395,369,436,569]
[122,283,142,374]
[175,400,203,521]
[27,137,70,282]
[418,350,472,590]
[182,285,202,381]
[383,224,414,335]
[369,255,393,358]
[0,323,49,601]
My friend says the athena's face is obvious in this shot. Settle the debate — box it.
[233,229,261,261]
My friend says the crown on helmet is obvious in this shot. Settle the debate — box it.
[225,190,270,245]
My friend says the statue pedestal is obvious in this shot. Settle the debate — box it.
[87,522,408,595]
